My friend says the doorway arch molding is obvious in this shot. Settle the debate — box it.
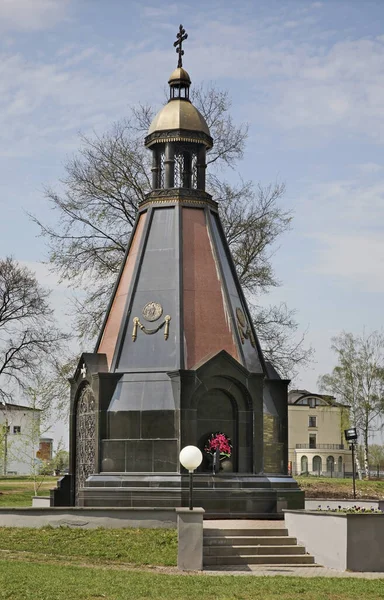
[189,374,253,412]
[188,375,254,474]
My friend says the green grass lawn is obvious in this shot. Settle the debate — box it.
[0,477,57,507]
[0,526,177,566]
[296,476,384,499]
[0,527,382,599]
[0,561,384,600]
[0,479,384,599]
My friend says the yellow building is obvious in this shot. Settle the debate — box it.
[288,390,353,476]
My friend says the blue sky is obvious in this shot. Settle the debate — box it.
[1,0,384,441]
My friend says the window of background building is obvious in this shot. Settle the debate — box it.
[308,416,317,427]
[301,455,308,473]
[13,426,21,434]
[313,455,322,474]
[309,434,316,448]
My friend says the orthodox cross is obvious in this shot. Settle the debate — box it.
[80,363,87,379]
[174,24,188,68]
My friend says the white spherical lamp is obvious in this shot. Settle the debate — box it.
[179,445,202,472]
[179,445,203,510]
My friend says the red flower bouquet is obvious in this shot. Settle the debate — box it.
[204,432,232,459]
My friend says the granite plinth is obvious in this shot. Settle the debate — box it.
[78,473,304,517]
[177,507,204,570]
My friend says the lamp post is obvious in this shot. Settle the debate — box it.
[344,427,358,499]
[179,445,203,510]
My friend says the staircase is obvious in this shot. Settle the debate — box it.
[203,525,316,567]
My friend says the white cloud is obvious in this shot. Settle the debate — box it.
[141,5,178,19]
[0,0,70,32]
[296,177,384,291]
[0,4,382,162]
[178,15,384,142]
[311,232,384,292]
[304,179,384,227]
[356,163,383,174]
[0,45,156,157]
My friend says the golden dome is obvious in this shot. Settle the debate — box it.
[168,67,191,85]
[148,99,211,137]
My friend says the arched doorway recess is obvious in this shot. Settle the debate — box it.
[197,388,237,472]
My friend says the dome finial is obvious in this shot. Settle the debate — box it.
[173,24,188,68]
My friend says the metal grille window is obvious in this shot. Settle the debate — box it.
[75,385,96,504]
[308,416,317,428]
[13,426,21,434]
[159,152,165,188]
[174,153,184,187]
[191,153,198,189]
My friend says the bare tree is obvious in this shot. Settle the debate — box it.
[0,257,68,404]
[32,84,311,375]
[319,331,384,479]
[209,177,291,293]
[251,303,313,380]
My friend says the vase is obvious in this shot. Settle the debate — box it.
[220,458,233,472]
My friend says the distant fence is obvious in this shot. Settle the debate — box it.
[294,465,384,479]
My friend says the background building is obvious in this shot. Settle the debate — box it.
[288,390,353,477]
[0,403,41,475]
[38,438,53,461]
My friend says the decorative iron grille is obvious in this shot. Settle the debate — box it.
[159,152,165,188]
[191,153,198,189]
[75,385,96,504]
[174,152,184,187]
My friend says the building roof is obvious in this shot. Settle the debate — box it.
[0,402,41,412]
[288,389,348,407]
[148,98,211,137]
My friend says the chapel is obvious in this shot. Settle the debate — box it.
[53,26,303,516]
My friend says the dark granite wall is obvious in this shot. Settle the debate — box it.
[263,379,289,474]
[101,438,178,473]
[115,207,180,372]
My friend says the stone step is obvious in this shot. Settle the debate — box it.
[204,528,288,537]
[203,554,316,566]
[204,545,306,557]
[204,535,297,546]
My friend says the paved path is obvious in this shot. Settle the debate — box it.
[203,519,384,578]
[203,566,384,577]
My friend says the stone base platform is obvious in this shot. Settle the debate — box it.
[73,473,304,517]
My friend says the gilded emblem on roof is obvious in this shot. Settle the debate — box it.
[236,307,246,328]
[236,306,256,348]
[142,302,163,322]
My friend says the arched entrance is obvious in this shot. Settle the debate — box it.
[196,389,237,472]
[327,455,335,474]
[75,385,96,504]
[312,455,322,475]
[301,455,308,474]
